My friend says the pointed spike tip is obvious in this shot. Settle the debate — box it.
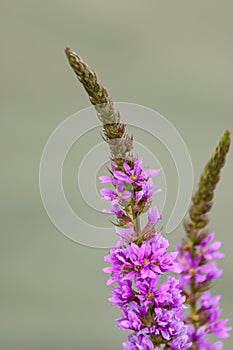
[64,47,71,54]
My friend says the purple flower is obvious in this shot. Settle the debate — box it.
[187,325,224,349]
[195,232,224,260]
[178,251,222,285]
[196,261,222,283]
[100,187,131,202]
[103,233,180,286]
[113,159,160,186]
[109,280,134,306]
[100,158,161,224]
[200,291,232,338]
[123,333,155,350]
[117,294,189,347]
[115,227,135,242]
[117,301,144,331]
[177,228,231,347]
[102,200,123,216]
[133,277,186,321]
[135,178,160,201]
[99,175,116,184]
[147,206,162,226]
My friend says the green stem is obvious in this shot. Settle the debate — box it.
[190,277,196,321]
[134,216,141,237]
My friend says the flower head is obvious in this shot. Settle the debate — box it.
[103,233,180,286]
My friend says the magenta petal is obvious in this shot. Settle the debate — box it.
[114,171,132,182]
[135,190,144,201]
[106,277,115,286]
[204,251,224,260]
[140,268,149,278]
[201,231,215,246]
[144,168,161,178]
[103,266,112,273]
[100,188,116,200]
[100,188,115,196]
[133,158,143,175]
[195,274,206,283]
[130,243,139,255]
[123,271,135,280]
[139,244,147,260]
[99,175,115,183]
[148,206,162,225]
[208,241,222,251]
[123,162,132,175]
[212,342,223,350]
[121,191,132,199]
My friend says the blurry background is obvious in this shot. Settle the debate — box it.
[1,1,233,349]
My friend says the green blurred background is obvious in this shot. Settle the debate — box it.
[1,1,233,349]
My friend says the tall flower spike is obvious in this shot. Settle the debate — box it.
[64,48,133,163]
[65,48,190,348]
[177,130,231,349]
[185,130,231,235]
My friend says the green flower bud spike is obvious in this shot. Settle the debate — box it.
[64,48,133,164]
[184,130,231,238]
[178,130,231,349]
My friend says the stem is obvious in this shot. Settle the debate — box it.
[134,216,141,237]
[190,277,197,323]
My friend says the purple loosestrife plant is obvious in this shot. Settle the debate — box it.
[177,131,232,349]
[100,158,190,349]
[65,48,231,349]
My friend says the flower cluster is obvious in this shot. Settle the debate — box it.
[104,231,180,286]
[186,291,231,349]
[103,229,190,348]
[100,158,160,224]
[177,232,224,290]
[177,231,231,348]
[101,158,190,349]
